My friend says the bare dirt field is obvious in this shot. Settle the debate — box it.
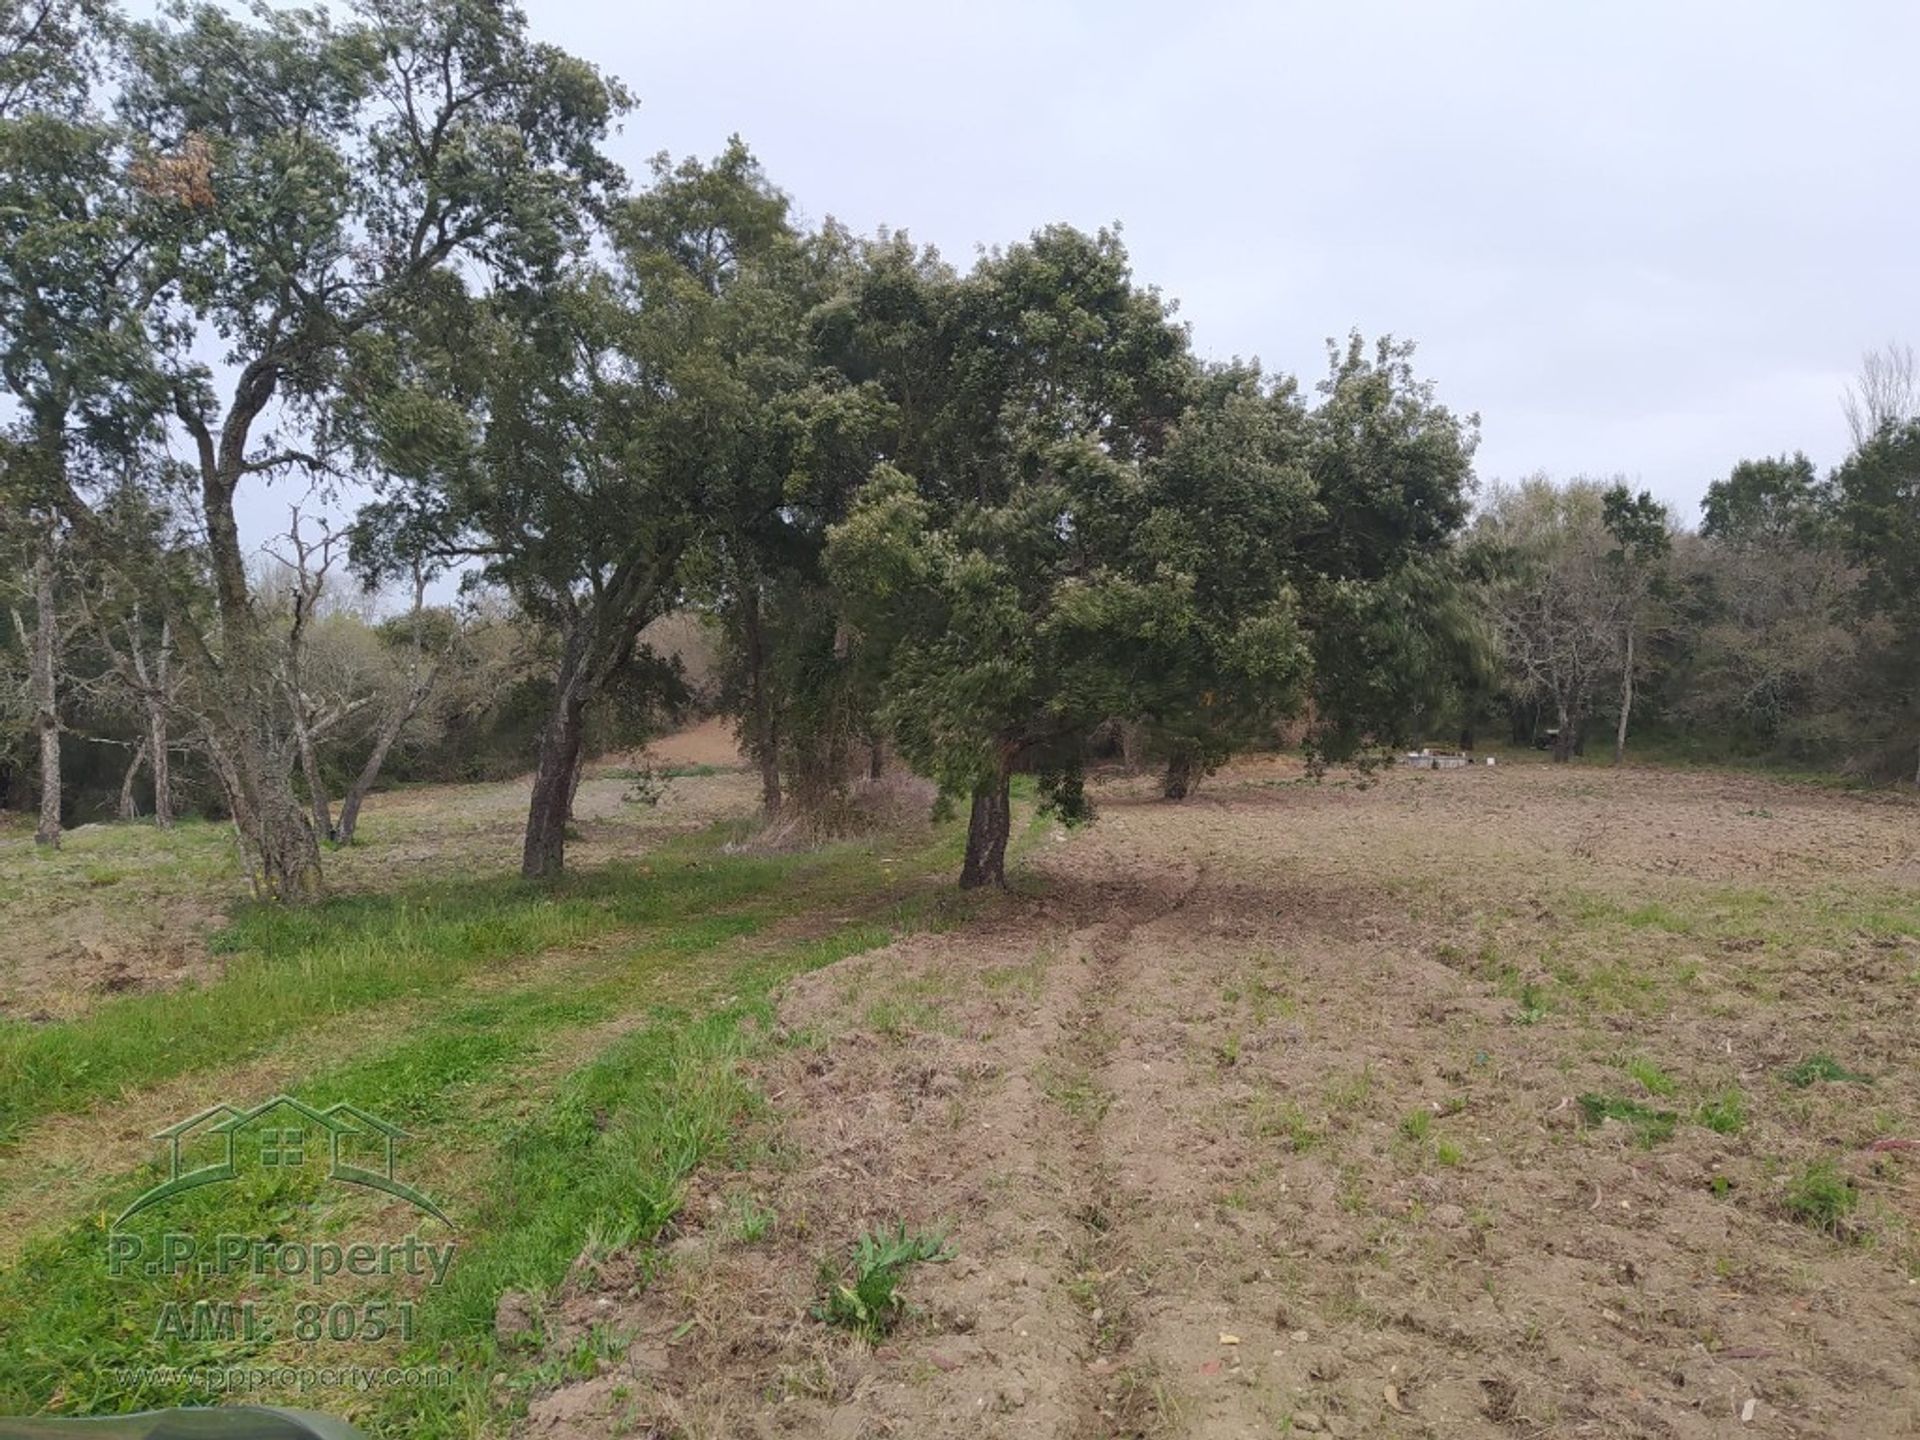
[521,759,1920,1439]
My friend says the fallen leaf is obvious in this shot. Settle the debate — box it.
[1384,1382,1410,1413]
[1199,1359,1222,1376]
[1219,1332,1241,1345]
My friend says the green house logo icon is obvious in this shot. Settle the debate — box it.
[116,1095,450,1228]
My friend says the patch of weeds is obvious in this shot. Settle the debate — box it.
[726,1193,776,1244]
[813,1225,954,1339]
[1696,1089,1747,1136]
[1624,902,1695,935]
[1323,1065,1375,1116]
[1399,1109,1432,1142]
[1577,1092,1678,1147]
[1781,1053,1870,1088]
[1621,1056,1677,1097]
[508,1323,627,1395]
[1040,1062,1111,1123]
[1511,982,1549,1026]
[982,950,1048,1000]
[1249,1097,1322,1153]
[1434,1139,1464,1167]
[1781,1160,1859,1236]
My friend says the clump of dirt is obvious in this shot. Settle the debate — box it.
[521,759,1920,1439]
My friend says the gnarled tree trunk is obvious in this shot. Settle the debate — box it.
[1163,746,1196,801]
[293,714,334,843]
[959,750,1014,890]
[523,634,590,880]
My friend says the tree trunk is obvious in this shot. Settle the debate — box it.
[741,584,781,816]
[29,537,60,847]
[334,687,430,845]
[1163,747,1196,801]
[147,706,172,830]
[336,566,438,845]
[193,371,324,901]
[867,738,885,783]
[334,725,398,846]
[118,741,147,821]
[959,753,1013,890]
[219,724,321,902]
[295,717,334,843]
[218,622,324,902]
[523,648,590,880]
[1613,627,1634,765]
[1551,700,1573,763]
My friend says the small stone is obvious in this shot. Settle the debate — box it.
[1292,1411,1324,1433]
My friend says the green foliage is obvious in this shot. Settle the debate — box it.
[1701,453,1828,544]
[1696,1090,1747,1136]
[1781,1053,1870,1089]
[1576,1093,1678,1146]
[1621,1056,1677,1097]
[1831,420,1920,778]
[812,1225,955,1339]
[1781,1160,1858,1235]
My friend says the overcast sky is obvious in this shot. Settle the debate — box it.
[526,0,1917,520]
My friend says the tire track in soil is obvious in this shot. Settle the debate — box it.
[1046,861,1206,1439]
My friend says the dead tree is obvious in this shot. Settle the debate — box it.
[1843,342,1919,448]
[273,510,372,843]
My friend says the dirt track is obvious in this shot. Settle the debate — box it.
[524,761,1920,1439]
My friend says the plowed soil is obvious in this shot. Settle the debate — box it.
[522,760,1920,1440]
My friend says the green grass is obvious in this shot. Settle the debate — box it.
[1781,1160,1859,1235]
[1781,1053,1871,1089]
[1621,1056,1678,1097]
[1577,1093,1678,1147]
[1696,1089,1748,1136]
[0,786,1042,1433]
[0,829,887,1147]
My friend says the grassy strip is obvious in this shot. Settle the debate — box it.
[0,809,1011,1423]
[0,829,858,1147]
